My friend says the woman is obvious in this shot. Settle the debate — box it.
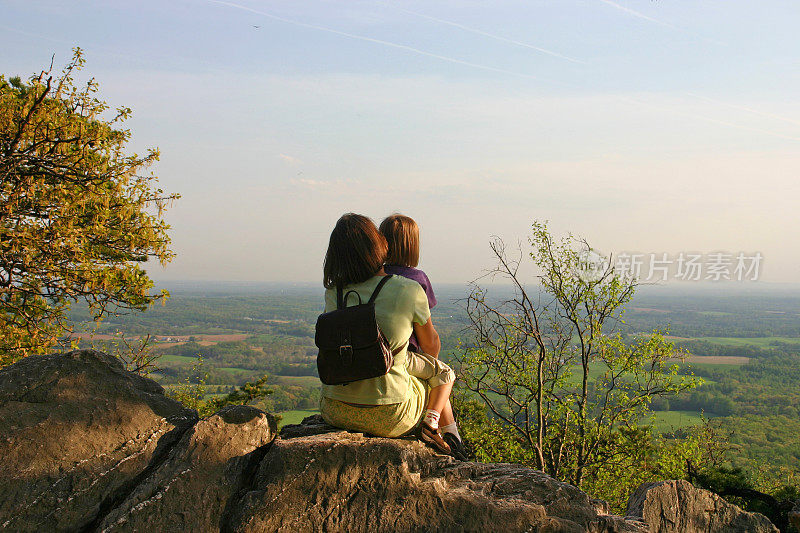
[319,213,466,459]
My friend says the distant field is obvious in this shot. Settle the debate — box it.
[648,410,705,433]
[563,363,613,385]
[155,340,216,349]
[673,357,748,377]
[153,333,252,350]
[73,332,252,343]
[198,334,251,342]
[70,332,119,341]
[273,375,320,387]
[159,353,199,364]
[697,336,800,347]
[561,362,711,387]
[218,367,251,375]
[680,363,735,376]
[276,409,318,427]
[678,355,750,365]
[154,342,187,350]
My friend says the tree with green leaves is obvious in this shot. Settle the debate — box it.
[166,355,272,417]
[456,221,702,497]
[0,49,178,365]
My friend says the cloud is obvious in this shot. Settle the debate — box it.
[279,153,303,165]
[290,178,360,191]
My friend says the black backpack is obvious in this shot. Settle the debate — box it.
[315,275,403,385]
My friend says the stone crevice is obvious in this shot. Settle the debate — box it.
[18,420,176,530]
[78,414,198,533]
[219,437,277,533]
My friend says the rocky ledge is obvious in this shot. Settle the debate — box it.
[0,350,778,532]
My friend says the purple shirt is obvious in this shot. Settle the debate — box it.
[384,265,437,353]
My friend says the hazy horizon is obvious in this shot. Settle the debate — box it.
[152,278,800,294]
[3,1,799,284]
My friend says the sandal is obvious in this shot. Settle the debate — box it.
[418,421,451,455]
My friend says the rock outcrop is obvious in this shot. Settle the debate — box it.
[229,416,646,532]
[789,501,800,533]
[0,350,196,531]
[97,405,276,532]
[626,479,779,533]
[0,350,779,532]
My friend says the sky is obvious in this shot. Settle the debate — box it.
[2,0,799,285]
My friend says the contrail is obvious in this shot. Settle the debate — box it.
[207,0,562,85]
[207,1,797,142]
[392,6,586,65]
[685,92,800,128]
[598,0,679,31]
[620,94,800,142]
[0,24,225,74]
[0,24,76,46]
[598,0,726,46]
[0,24,159,68]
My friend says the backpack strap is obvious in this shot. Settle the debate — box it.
[372,276,406,356]
[368,275,393,304]
[337,276,390,309]
[337,284,363,309]
[392,340,408,356]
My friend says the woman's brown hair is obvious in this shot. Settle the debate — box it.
[379,214,420,268]
[323,213,388,289]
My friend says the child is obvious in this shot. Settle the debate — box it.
[379,214,466,458]
[379,214,436,353]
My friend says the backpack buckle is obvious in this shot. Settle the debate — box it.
[339,344,353,365]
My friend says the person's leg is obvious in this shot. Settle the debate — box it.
[412,352,458,432]
[406,350,455,390]
[419,380,452,454]
[420,384,467,459]
[439,399,455,427]
[430,396,460,440]
[408,352,466,457]
[425,380,453,414]
[440,400,466,459]
[412,352,456,427]
[439,399,461,440]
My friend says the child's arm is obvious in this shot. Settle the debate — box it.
[418,271,437,309]
[413,317,441,357]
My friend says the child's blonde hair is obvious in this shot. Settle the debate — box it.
[379,214,420,268]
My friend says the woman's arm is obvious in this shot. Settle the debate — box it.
[413,317,441,357]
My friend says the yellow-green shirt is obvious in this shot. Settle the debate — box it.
[320,274,431,405]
